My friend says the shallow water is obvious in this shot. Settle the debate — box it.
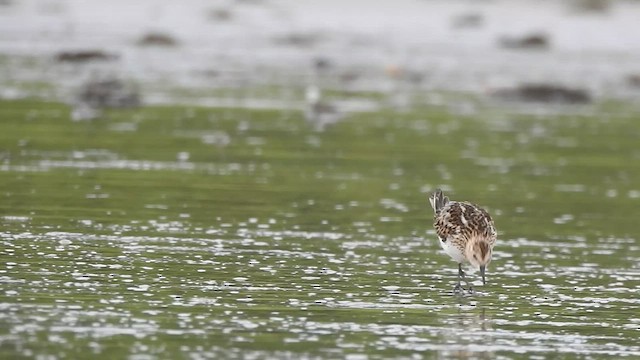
[1,99,639,358]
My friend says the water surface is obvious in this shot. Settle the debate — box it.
[1,99,639,358]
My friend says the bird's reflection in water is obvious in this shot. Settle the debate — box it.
[436,307,494,360]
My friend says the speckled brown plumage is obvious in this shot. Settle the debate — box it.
[428,188,497,291]
[434,201,497,247]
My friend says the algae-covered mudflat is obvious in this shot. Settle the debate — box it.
[1,97,639,358]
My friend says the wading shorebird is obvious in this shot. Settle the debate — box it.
[428,189,496,293]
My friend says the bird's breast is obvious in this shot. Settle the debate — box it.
[440,238,467,263]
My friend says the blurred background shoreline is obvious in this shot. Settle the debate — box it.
[2,0,640,112]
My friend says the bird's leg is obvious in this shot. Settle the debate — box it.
[453,263,465,293]
[454,263,474,294]
[461,264,475,293]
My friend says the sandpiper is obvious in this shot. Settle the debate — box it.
[428,189,497,292]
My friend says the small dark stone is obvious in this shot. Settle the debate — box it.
[451,12,484,29]
[275,33,322,48]
[626,74,640,88]
[55,50,118,63]
[493,84,591,104]
[137,33,179,47]
[499,33,550,50]
[570,0,611,14]
[208,8,233,22]
[313,57,332,72]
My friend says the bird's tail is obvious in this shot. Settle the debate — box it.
[428,188,449,214]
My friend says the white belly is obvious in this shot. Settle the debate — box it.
[440,238,466,264]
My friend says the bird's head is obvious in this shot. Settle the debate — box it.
[465,238,492,284]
